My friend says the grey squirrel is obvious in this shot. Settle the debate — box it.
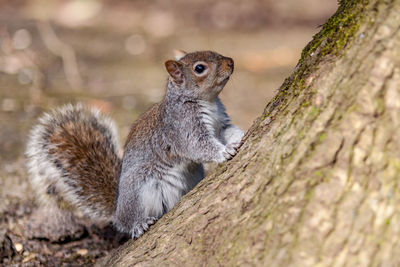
[25,50,244,239]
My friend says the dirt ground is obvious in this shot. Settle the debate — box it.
[0,0,337,265]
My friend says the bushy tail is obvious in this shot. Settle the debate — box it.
[26,104,122,222]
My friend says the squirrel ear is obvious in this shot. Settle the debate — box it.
[165,60,184,84]
[173,49,187,61]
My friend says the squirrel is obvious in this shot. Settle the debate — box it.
[25,50,244,240]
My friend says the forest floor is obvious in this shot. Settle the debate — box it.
[0,0,336,265]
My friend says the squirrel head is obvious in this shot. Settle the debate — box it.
[165,50,234,101]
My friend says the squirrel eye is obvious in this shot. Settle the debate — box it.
[194,64,207,74]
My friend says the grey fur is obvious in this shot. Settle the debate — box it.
[26,51,244,240]
[115,51,244,238]
[26,103,122,222]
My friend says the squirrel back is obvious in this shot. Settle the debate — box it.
[26,103,122,222]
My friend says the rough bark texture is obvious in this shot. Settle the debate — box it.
[101,0,400,266]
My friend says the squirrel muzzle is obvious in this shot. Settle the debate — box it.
[217,57,234,85]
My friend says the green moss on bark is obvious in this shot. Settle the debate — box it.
[258,0,370,129]
[300,0,370,64]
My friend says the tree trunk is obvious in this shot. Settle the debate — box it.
[100,0,400,266]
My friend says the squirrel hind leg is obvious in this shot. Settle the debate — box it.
[25,203,87,243]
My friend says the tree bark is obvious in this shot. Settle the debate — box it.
[100,0,400,266]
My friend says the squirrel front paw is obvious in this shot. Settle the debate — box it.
[223,126,244,145]
[131,217,158,239]
[217,142,241,163]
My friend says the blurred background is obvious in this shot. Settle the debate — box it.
[0,0,338,163]
[0,0,337,264]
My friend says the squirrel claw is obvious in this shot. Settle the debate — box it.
[146,217,158,225]
[131,225,145,239]
[222,143,239,161]
[230,141,242,150]
[131,227,144,239]
[131,217,158,239]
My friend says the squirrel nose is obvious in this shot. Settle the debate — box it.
[225,57,234,72]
